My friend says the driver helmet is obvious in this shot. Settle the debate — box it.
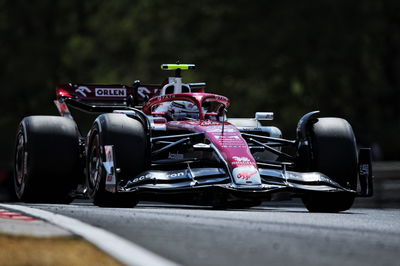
[167,101,199,120]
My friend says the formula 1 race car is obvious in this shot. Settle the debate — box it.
[14,64,373,212]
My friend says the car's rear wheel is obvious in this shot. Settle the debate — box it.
[86,113,148,207]
[301,117,358,212]
[14,116,81,203]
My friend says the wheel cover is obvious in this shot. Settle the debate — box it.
[88,134,103,191]
[15,132,26,192]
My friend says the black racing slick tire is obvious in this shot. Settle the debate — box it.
[86,113,148,207]
[14,116,81,203]
[302,117,358,212]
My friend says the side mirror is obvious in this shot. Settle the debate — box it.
[148,114,167,124]
[255,112,274,121]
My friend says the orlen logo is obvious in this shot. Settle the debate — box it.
[75,86,91,97]
[95,88,126,97]
[137,86,150,98]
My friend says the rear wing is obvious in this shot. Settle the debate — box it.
[56,82,206,106]
[56,83,160,107]
[54,82,206,116]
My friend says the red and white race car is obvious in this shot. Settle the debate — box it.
[14,64,373,212]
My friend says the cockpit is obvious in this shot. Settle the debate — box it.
[150,98,227,121]
[142,64,230,121]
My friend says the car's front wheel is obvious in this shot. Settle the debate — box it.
[86,113,148,207]
[301,117,358,212]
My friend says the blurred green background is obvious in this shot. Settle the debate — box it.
[1,0,399,171]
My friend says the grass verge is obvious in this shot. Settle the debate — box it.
[0,233,122,266]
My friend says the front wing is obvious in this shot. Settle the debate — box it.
[117,167,355,196]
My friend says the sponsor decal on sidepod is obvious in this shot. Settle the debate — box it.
[232,166,262,185]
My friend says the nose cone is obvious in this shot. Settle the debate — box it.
[232,166,262,185]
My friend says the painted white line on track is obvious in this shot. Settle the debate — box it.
[0,204,180,266]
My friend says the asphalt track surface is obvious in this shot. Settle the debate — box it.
[26,201,400,266]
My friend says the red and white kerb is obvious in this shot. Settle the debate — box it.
[0,208,36,221]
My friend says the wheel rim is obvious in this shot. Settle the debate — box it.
[15,132,25,189]
[88,134,102,190]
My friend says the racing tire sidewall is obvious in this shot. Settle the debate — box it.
[86,128,103,199]
[86,113,148,207]
[302,117,358,212]
[14,116,80,203]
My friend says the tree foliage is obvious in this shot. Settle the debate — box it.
[0,0,399,164]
